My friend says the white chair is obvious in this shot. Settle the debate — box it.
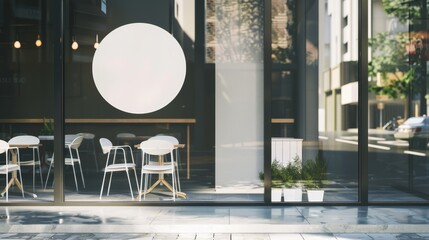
[99,138,139,200]
[65,134,78,144]
[0,140,24,201]
[8,135,43,192]
[45,135,85,191]
[149,135,181,192]
[139,139,177,201]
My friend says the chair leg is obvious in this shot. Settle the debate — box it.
[77,161,85,189]
[37,148,44,188]
[45,161,53,189]
[107,171,113,196]
[139,168,144,201]
[32,164,35,192]
[18,168,24,199]
[175,151,181,192]
[133,168,139,196]
[107,151,117,196]
[144,173,149,200]
[75,149,85,189]
[125,170,134,200]
[5,174,8,202]
[99,168,108,199]
[71,163,79,192]
[172,170,175,202]
[38,162,43,189]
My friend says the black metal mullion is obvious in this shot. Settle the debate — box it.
[358,0,369,204]
[53,0,65,204]
[264,0,272,203]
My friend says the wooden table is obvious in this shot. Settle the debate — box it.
[1,144,40,198]
[135,143,186,199]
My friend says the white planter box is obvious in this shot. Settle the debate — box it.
[271,188,283,202]
[283,187,302,202]
[307,190,324,202]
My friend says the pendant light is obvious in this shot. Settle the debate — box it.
[71,35,79,50]
[13,33,21,49]
[35,34,42,47]
[13,40,21,49]
[94,34,100,49]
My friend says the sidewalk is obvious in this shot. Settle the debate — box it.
[1,206,429,239]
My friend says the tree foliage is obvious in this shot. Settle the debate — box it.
[382,0,420,24]
[368,0,425,118]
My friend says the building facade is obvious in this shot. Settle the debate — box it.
[0,0,428,205]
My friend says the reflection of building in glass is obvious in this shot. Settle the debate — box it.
[320,0,358,132]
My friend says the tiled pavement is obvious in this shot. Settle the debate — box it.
[1,206,429,239]
[1,233,429,239]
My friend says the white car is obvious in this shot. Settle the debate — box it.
[394,116,429,140]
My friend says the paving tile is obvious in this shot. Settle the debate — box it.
[300,233,336,240]
[153,233,179,239]
[196,233,213,238]
[213,233,230,240]
[334,233,373,240]
[178,233,196,239]
[231,234,270,240]
[0,233,37,239]
[269,233,303,240]
[367,234,403,240]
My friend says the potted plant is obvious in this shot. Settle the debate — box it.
[281,156,303,202]
[260,156,303,202]
[39,118,54,140]
[40,118,54,135]
[260,160,284,202]
[302,156,327,202]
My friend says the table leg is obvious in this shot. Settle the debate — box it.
[1,149,37,198]
[1,151,23,193]
[1,178,15,196]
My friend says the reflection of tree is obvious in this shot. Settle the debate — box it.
[271,0,295,63]
[215,0,263,63]
[368,0,425,119]
[381,0,420,24]
[368,32,415,118]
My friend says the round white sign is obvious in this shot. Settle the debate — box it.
[92,23,186,114]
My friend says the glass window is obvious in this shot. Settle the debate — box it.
[368,0,429,202]
[0,0,54,202]
[57,0,264,202]
[270,0,359,203]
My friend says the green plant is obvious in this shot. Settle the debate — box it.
[302,156,327,189]
[280,157,302,188]
[40,118,54,135]
[260,156,302,188]
[368,32,418,119]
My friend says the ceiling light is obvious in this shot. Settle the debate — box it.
[94,34,99,49]
[13,40,21,49]
[71,36,78,50]
[35,34,42,47]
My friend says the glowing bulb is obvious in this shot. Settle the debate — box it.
[94,34,99,49]
[71,41,79,50]
[35,35,42,47]
[13,40,21,49]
